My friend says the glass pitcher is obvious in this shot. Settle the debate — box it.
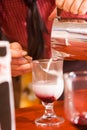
[51,10,87,60]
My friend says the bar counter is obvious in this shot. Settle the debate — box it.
[16,101,87,130]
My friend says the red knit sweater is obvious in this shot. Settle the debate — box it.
[0,0,55,58]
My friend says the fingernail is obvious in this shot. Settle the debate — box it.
[24,56,32,61]
[22,51,27,56]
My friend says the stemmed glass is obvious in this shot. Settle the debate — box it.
[32,57,64,126]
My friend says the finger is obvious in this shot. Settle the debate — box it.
[11,57,32,65]
[55,0,65,9]
[11,49,27,58]
[62,0,74,12]
[70,0,83,14]
[11,63,32,77]
[48,8,57,20]
[11,63,32,71]
[78,0,87,15]
[10,42,22,50]
[11,56,32,65]
[24,56,32,62]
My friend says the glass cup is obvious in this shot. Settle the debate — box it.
[51,17,87,60]
[32,57,64,126]
[64,71,87,126]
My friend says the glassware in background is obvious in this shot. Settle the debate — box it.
[32,58,64,126]
[64,71,87,126]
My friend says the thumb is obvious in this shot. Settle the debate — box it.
[10,42,27,58]
[48,8,57,20]
[11,49,27,58]
[10,42,23,50]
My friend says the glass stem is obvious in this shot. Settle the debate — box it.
[42,102,56,118]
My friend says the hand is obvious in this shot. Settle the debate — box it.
[48,8,57,20]
[55,0,87,15]
[10,42,32,77]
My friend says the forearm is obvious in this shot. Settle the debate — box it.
[36,0,56,58]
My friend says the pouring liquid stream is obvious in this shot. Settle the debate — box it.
[41,58,59,76]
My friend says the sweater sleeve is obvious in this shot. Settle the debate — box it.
[0,3,3,27]
[37,0,56,58]
[38,0,55,22]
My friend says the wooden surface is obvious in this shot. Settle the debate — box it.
[16,101,87,130]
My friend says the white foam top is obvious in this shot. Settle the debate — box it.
[32,78,64,100]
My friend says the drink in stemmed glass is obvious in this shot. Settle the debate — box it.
[32,58,64,126]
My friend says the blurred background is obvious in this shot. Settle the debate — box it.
[20,72,40,108]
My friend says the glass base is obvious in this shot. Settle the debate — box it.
[35,114,64,126]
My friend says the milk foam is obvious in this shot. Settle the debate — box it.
[32,77,64,99]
